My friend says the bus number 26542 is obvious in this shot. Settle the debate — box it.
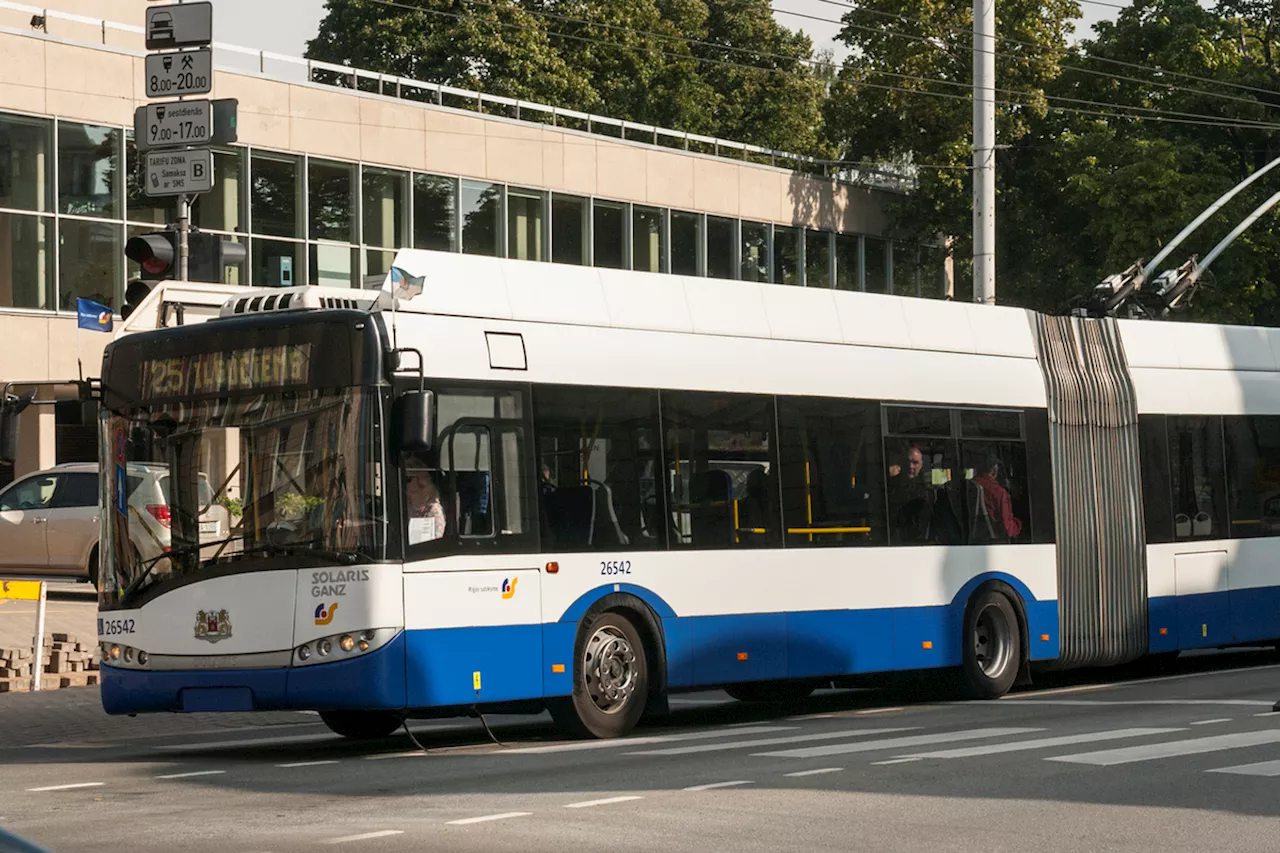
[600,560,632,575]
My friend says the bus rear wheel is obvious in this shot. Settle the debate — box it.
[319,710,402,740]
[549,611,649,739]
[960,590,1021,699]
[725,680,817,704]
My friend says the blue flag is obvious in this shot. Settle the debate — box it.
[76,298,114,333]
[388,265,424,298]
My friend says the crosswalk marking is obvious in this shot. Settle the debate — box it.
[627,727,916,757]
[503,725,795,755]
[1047,729,1280,766]
[1207,759,1280,777]
[902,728,1183,760]
[754,728,1043,759]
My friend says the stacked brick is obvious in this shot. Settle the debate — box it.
[0,633,101,692]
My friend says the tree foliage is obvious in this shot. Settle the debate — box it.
[306,0,826,151]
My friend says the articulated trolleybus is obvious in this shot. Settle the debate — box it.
[96,250,1280,739]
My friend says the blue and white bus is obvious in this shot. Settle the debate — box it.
[93,250,1280,739]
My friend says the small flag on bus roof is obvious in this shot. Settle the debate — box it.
[389,266,424,299]
[76,298,114,333]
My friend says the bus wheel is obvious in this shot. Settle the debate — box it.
[724,680,816,704]
[319,710,402,740]
[87,545,99,590]
[960,590,1021,699]
[551,611,649,739]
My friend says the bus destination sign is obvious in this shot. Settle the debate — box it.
[140,343,313,400]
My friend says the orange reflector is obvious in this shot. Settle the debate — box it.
[1159,627,1168,636]
[1040,634,1050,642]
[921,641,933,650]
[545,561,559,574]
[736,652,748,661]
[551,664,565,673]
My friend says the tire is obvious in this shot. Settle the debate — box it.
[549,610,650,739]
[724,680,817,704]
[960,589,1022,699]
[319,710,402,740]
[87,545,99,590]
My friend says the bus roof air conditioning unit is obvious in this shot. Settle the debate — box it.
[217,287,393,318]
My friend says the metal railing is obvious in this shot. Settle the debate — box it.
[1,0,912,192]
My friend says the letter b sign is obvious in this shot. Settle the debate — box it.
[193,162,206,179]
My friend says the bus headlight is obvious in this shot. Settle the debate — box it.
[109,644,121,660]
[292,628,399,667]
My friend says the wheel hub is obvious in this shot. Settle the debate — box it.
[583,626,637,714]
[974,605,1012,678]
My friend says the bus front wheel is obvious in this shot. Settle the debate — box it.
[319,710,402,740]
[960,590,1021,699]
[550,611,650,739]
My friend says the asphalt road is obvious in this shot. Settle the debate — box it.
[2,652,1280,853]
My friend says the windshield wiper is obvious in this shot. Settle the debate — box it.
[120,536,246,602]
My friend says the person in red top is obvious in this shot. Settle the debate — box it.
[973,454,1022,539]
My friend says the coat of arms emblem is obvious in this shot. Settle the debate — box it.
[194,609,233,643]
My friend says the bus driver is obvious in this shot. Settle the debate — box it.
[406,466,446,544]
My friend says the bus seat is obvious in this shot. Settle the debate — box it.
[967,479,996,543]
[689,469,733,547]
[590,480,631,546]
[544,485,596,547]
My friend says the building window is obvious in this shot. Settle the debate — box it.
[0,114,53,212]
[632,206,665,273]
[365,249,396,284]
[191,150,243,233]
[593,200,626,269]
[251,152,301,238]
[460,179,501,257]
[308,159,356,243]
[413,174,456,251]
[534,385,664,551]
[835,233,859,291]
[662,391,778,549]
[507,188,545,262]
[773,225,799,285]
[123,133,173,226]
[551,193,587,265]
[0,213,53,310]
[670,210,699,276]
[252,238,301,288]
[865,236,888,293]
[777,396,884,547]
[805,231,830,288]
[707,216,735,279]
[58,122,120,219]
[1169,416,1226,540]
[59,219,121,310]
[921,245,947,299]
[309,243,357,288]
[894,245,921,298]
[740,221,769,282]
[362,166,407,248]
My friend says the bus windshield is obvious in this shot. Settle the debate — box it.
[98,387,385,609]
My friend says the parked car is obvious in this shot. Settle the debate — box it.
[0,462,230,586]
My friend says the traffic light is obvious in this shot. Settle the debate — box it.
[125,230,178,281]
[121,279,152,320]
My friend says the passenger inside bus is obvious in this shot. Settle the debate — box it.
[404,461,446,544]
[970,453,1023,541]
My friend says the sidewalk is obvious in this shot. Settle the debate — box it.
[0,583,99,692]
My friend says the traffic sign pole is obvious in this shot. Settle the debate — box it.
[179,195,189,281]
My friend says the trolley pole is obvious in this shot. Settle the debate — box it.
[972,0,996,305]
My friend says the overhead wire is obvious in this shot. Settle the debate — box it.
[354,0,1280,133]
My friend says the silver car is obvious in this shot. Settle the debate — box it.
[0,462,230,585]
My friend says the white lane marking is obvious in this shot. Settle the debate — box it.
[504,725,794,755]
[1254,712,1278,717]
[754,727,1043,759]
[871,757,922,766]
[447,812,532,825]
[26,782,104,792]
[324,830,404,844]
[277,760,340,768]
[1047,730,1280,766]
[902,728,1183,759]
[563,796,644,808]
[857,706,906,715]
[156,733,340,752]
[1190,718,1233,726]
[669,698,730,705]
[784,767,843,777]
[155,770,227,779]
[682,781,753,791]
[1207,759,1280,777]
[365,751,427,761]
[627,727,916,757]
[989,699,1273,707]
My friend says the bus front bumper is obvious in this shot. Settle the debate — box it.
[100,630,407,715]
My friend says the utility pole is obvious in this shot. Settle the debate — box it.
[973,0,996,305]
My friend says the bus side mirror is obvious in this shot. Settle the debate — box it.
[400,390,435,453]
[0,390,36,465]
